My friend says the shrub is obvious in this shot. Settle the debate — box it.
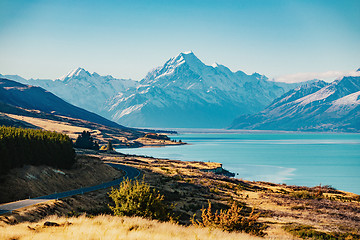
[74,131,99,150]
[191,201,266,236]
[100,140,114,152]
[283,224,360,240]
[290,190,323,199]
[108,178,172,221]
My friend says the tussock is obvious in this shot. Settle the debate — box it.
[0,215,266,240]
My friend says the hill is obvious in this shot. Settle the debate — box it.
[0,78,128,129]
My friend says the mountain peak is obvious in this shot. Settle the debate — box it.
[170,51,205,72]
[59,67,90,81]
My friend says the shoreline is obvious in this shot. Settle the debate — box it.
[118,132,360,195]
[147,127,360,135]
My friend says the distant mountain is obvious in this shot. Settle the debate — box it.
[230,75,360,132]
[105,52,299,128]
[1,53,316,128]
[1,68,138,116]
[0,78,129,130]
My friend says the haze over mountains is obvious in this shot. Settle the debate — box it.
[2,52,303,128]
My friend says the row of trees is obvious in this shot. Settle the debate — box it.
[0,126,75,174]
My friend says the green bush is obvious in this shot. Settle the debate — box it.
[290,190,323,199]
[191,201,266,236]
[0,126,75,174]
[108,178,172,221]
[283,224,360,240]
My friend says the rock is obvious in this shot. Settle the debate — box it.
[43,221,60,227]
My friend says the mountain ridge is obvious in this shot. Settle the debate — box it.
[106,52,302,127]
[230,75,360,132]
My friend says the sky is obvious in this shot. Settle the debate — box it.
[0,0,359,82]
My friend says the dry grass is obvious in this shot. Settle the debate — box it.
[4,113,182,148]
[0,215,268,240]
[2,152,359,239]
[102,154,360,237]
[4,113,94,140]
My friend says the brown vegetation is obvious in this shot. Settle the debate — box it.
[1,151,360,239]
[0,215,263,240]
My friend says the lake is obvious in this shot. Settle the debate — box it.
[117,131,360,194]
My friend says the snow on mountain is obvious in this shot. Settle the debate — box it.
[230,75,360,132]
[105,52,299,128]
[2,68,139,117]
[2,53,331,129]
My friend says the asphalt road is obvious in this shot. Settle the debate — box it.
[0,163,140,215]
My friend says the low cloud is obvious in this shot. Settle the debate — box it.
[274,70,360,83]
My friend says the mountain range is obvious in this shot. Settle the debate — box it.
[0,68,137,117]
[2,52,303,128]
[230,74,360,132]
[2,52,359,131]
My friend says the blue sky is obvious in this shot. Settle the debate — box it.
[0,0,359,82]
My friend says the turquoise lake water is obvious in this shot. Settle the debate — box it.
[118,132,360,194]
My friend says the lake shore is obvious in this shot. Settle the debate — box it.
[119,131,360,195]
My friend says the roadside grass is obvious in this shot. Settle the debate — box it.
[0,215,264,240]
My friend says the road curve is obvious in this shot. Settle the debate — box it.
[0,163,140,215]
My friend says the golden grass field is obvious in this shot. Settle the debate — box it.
[0,215,270,240]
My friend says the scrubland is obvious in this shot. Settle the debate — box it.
[1,152,360,239]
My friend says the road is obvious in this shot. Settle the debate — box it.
[0,163,140,215]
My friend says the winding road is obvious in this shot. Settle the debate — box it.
[0,163,140,215]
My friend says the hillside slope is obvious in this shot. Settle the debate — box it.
[0,78,129,130]
[1,69,138,116]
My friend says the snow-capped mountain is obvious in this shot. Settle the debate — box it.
[230,74,360,132]
[1,68,139,117]
[105,52,299,128]
[2,52,325,128]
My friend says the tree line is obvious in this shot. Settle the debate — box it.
[0,126,75,174]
